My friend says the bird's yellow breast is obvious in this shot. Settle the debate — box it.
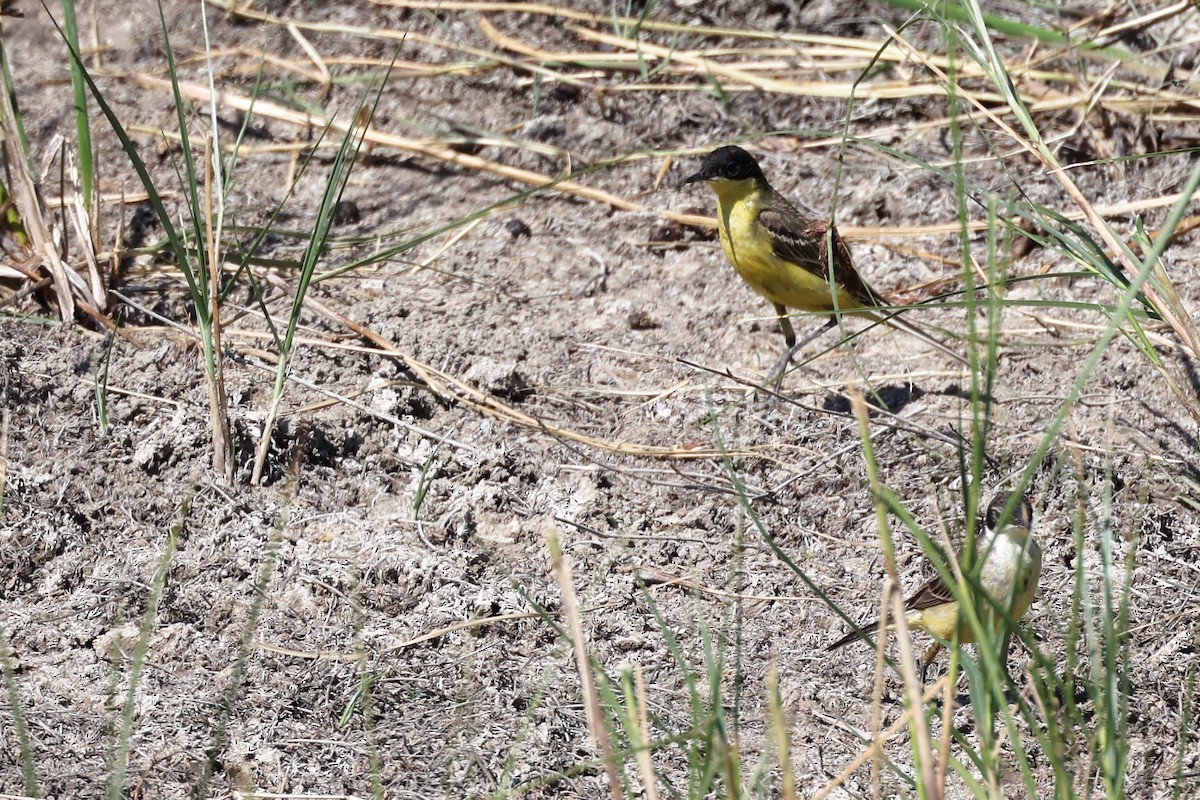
[909,603,962,643]
[710,178,859,313]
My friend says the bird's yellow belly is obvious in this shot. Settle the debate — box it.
[718,200,858,313]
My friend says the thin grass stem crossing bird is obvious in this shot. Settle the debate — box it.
[827,492,1042,674]
[683,145,967,381]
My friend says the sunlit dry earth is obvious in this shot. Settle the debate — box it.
[2,1,1198,797]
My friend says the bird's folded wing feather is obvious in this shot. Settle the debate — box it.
[759,204,878,307]
[904,575,957,612]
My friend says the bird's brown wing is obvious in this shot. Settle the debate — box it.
[759,199,879,308]
[904,575,956,612]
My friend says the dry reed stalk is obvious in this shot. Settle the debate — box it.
[476,14,953,79]
[250,639,362,661]
[632,565,818,604]
[146,6,1196,249]
[0,102,82,320]
[889,585,941,800]
[384,608,544,652]
[547,520,625,800]
[132,74,656,212]
[214,1,597,88]
[869,579,893,798]
[568,24,1003,103]
[45,190,152,209]
[1090,0,1195,47]
[285,22,332,98]
[767,665,797,800]
[200,134,232,481]
[229,0,1200,121]
[629,665,658,800]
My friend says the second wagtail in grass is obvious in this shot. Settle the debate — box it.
[827,492,1042,672]
[684,145,966,380]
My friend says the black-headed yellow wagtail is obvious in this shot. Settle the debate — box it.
[827,492,1042,670]
[684,145,966,379]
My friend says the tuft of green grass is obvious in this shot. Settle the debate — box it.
[51,0,235,476]
[248,73,388,484]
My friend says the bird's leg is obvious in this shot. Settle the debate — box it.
[766,308,835,387]
[766,304,798,387]
[996,629,1025,706]
[919,641,943,684]
[776,303,797,350]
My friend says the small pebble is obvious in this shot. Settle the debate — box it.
[505,219,532,238]
[627,310,658,330]
[333,200,361,225]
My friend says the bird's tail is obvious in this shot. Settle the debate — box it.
[864,307,969,366]
[826,619,881,651]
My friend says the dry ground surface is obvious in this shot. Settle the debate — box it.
[2,0,1199,797]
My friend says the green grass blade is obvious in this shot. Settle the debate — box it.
[0,18,31,163]
[881,0,1132,57]
[0,624,40,797]
[105,490,189,800]
[60,0,93,212]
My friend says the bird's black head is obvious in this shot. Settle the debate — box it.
[985,492,1033,531]
[683,145,765,185]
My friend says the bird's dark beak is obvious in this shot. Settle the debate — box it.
[682,169,708,186]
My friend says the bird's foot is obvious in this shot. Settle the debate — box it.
[764,346,798,390]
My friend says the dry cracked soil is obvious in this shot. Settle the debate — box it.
[2,1,1199,798]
